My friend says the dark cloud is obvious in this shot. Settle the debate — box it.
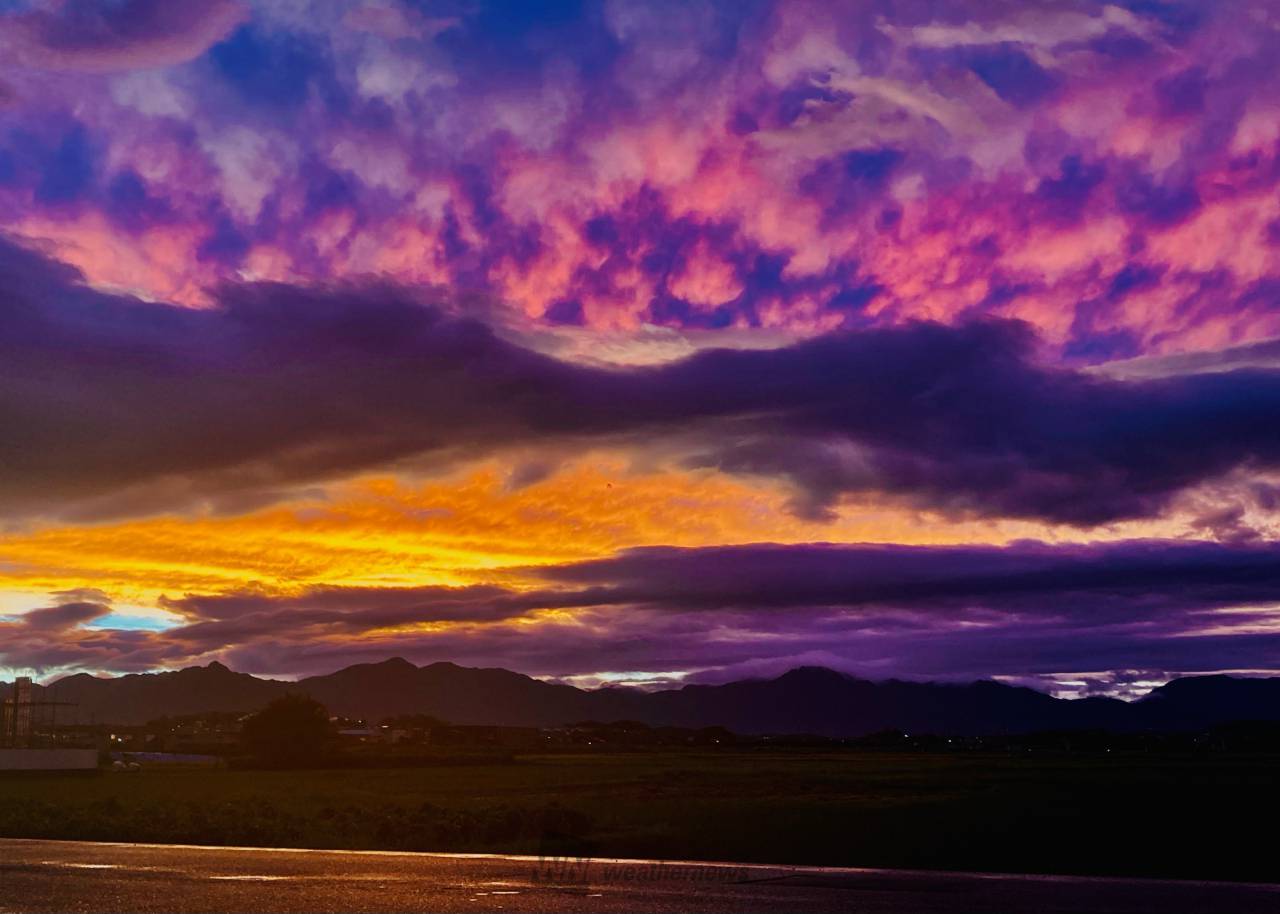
[150,585,539,659]
[162,584,527,624]
[6,236,1280,525]
[0,236,590,520]
[1,594,117,671]
[659,322,1280,523]
[14,599,111,632]
[532,539,1280,617]
[5,539,1279,682]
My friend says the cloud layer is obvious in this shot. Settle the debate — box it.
[5,235,1280,526]
[1,1,1279,352]
[3,1,1280,690]
[4,539,1278,689]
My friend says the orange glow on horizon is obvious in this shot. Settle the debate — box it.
[0,454,1179,614]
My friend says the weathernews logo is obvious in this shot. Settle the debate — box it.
[532,854,750,887]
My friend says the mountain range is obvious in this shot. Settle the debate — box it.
[14,659,1280,736]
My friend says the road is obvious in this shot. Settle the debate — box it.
[0,839,1277,913]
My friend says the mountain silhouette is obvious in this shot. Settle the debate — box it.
[16,659,1280,735]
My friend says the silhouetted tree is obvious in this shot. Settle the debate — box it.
[242,694,333,766]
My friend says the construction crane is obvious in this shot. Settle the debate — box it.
[1,677,78,749]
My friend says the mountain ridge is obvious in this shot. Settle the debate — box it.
[11,659,1279,735]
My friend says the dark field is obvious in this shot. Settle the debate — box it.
[2,751,1276,882]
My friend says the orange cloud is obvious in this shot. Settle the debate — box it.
[1,454,1158,613]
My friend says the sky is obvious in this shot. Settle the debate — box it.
[2,0,1280,698]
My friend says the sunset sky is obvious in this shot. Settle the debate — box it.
[3,0,1280,697]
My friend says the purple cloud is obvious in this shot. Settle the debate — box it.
[532,539,1280,616]
[5,538,1279,686]
[5,236,1280,525]
[2,0,1277,355]
[1,0,247,73]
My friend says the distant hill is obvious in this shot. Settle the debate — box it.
[1135,674,1280,730]
[12,659,1280,736]
[33,662,282,724]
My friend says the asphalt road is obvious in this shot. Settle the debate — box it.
[0,839,1277,914]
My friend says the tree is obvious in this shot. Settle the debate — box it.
[241,693,333,766]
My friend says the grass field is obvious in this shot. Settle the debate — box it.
[1,751,1275,882]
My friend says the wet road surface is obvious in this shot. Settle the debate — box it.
[0,838,1277,913]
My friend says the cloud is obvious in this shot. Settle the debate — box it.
[2,0,1278,700]
[531,539,1280,617]
[6,236,1280,526]
[0,592,117,671]
[163,583,531,625]
[5,538,1280,683]
[1,0,248,73]
[13,598,112,631]
[1,0,1278,355]
[1095,336,1280,380]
